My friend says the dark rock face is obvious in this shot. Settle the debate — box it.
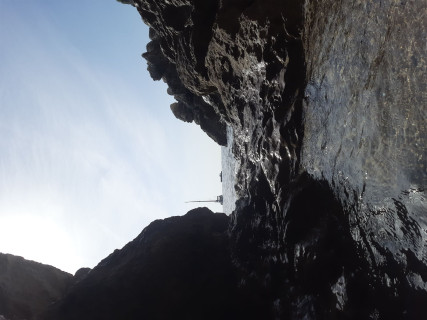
[0,253,72,320]
[141,9,227,146]
[2,1,424,319]
[300,1,427,318]
[44,208,266,320]
[131,0,426,319]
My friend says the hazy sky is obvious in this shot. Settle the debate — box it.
[0,0,222,274]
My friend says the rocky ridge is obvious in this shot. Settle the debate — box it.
[44,208,267,320]
[1,0,424,319]
[0,253,72,320]
[131,0,426,318]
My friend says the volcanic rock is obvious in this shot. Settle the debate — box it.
[0,253,72,320]
[44,208,267,320]
[12,1,422,319]
[129,0,426,318]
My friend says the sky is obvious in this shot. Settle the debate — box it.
[0,0,222,274]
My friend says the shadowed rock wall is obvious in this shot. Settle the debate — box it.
[44,208,267,320]
[0,253,72,320]
[129,0,426,318]
[301,1,427,318]
[18,1,424,319]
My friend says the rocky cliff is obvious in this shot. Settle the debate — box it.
[0,253,72,320]
[129,0,426,318]
[44,208,268,320]
[5,0,424,319]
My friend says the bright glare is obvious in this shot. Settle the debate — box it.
[0,1,222,274]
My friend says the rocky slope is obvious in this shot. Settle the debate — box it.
[44,208,268,319]
[0,253,72,320]
[128,0,425,319]
[5,1,423,319]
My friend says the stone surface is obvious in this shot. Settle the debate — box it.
[131,0,426,318]
[300,1,427,318]
[44,208,267,320]
[141,20,227,145]
[8,1,423,319]
[0,253,72,320]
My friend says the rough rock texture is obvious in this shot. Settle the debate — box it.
[2,1,425,318]
[130,0,426,319]
[44,208,266,320]
[299,1,427,318]
[0,253,72,320]
[11,1,421,319]
[142,16,228,145]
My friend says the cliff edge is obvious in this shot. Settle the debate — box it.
[4,0,424,319]
[130,0,426,318]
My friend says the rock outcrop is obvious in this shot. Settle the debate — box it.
[0,253,72,320]
[128,0,425,318]
[6,1,423,319]
[44,208,267,320]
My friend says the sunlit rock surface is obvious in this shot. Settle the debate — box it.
[0,253,72,320]
[131,0,426,318]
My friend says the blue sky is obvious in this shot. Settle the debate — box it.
[0,0,222,273]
